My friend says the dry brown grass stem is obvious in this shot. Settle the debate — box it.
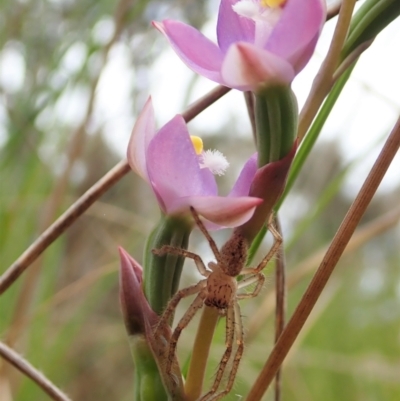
[326,1,361,21]
[0,342,72,401]
[0,85,230,296]
[298,0,357,142]
[246,118,400,401]
[273,215,285,401]
[247,203,400,340]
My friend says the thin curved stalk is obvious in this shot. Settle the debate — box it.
[273,215,286,401]
[0,342,72,401]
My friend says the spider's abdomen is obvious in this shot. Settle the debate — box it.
[219,232,248,276]
[204,272,237,309]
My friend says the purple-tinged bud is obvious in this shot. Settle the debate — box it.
[119,247,186,399]
[119,247,158,336]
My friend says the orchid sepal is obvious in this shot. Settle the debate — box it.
[235,143,297,243]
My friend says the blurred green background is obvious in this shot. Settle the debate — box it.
[1,1,399,400]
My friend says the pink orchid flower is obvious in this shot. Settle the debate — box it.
[153,0,326,91]
[127,97,262,227]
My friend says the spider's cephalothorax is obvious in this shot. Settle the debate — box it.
[203,268,237,309]
[152,207,282,401]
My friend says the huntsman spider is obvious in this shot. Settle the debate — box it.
[152,207,282,401]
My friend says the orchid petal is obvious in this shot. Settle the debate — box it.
[228,153,258,197]
[147,115,217,213]
[266,0,326,67]
[289,33,320,73]
[217,0,255,52]
[237,142,297,241]
[153,0,324,92]
[171,195,262,227]
[222,42,295,90]
[127,97,156,181]
[153,20,224,83]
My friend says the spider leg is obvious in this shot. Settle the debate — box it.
[224,302,244,398]
[205,302,244,401]
[237,273,265,299]
[190,206,223,265]
[241,216,282,275]
[165,291,206,375]
[152,245,210,277]
[199,305,235,400]
[154,280,206,340]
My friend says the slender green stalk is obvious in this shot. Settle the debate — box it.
[185,307,220,401]
[341,0,400,60]
[130,337,167,401]
[0,342,72,401]
[279,67,354,209]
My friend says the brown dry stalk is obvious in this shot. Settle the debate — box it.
[246,117,400,401]
[0,342,72,401]
[273,215,286,401]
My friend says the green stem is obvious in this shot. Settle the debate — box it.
[144,214,192,316]
[255,86,298,166]
[281,68,354,209]
[185,306,220,401]
[297,0,357,141]
[130,336,168,401]
[342,0,400,60]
